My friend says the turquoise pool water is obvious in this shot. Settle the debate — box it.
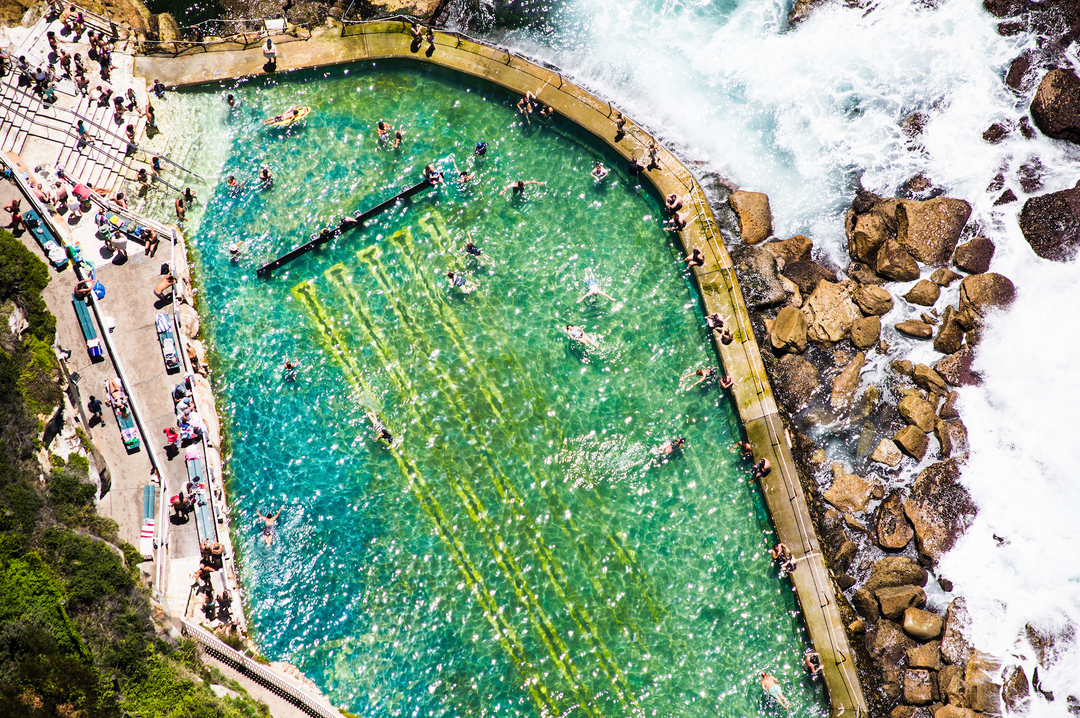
[166,61,826,717]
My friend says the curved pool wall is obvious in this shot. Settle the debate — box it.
[137,22,866,718]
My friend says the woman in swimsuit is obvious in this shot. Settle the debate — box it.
[257,507,281,547]
[447,271,477,293]
[566,324,598,348]
[577,278,613,303]
[591,161,609,181]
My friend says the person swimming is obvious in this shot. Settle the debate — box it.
[680,366,717,388]
[257,507,281,547]
[283,358,300,381]
[577,277,614,303]
[591,161,610,181]
[760,673,791,711]
[659,437,687,455]
[566,324,598,348]
[366,411,394,444]
[447,270,478,293]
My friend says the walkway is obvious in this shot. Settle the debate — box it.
[136,21,867,717]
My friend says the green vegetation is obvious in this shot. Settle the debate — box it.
[0,230,267,717]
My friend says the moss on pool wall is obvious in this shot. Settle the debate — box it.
[135,24,868,717]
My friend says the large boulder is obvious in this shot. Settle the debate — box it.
[876,585,927,619]
[876,238,921,281]
[900,394,937,433]
[876,491,915,550]
[913,363,948,395]
[934,315,965,355]
[897,198,972,265]
[869,619,919,667]
[1030,69,1080,144]
[773,352,820,411]
[894,425,929,460]
[904,607,945,641]
[904,280,941,306]
[823,470,880,514]
[865,556,929,593]
[904,460,976,562]
[850,315,881,349]
[958,273,1016,316]
[854,284,894,316]
[1018,183,1080,261]
[763,235,812,267]
[904,669,934,705]
[872,438,904,467]
[802,280,863,343]
[730,245,788,309]
[847,200,901,263]
[941,597,975,667]
[935,346,981,387]
[830,351,865,411]
[782,260,837,295]
[909,641,943,670]
[728,191,773,244]
[770,305,808,353]
[953,237,995,274]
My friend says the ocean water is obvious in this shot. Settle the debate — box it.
[161,63,827,717]
[443,0,1080,709]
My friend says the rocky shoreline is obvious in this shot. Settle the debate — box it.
[714,1,1080,715]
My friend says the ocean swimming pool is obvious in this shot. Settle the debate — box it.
[162,60,827,717]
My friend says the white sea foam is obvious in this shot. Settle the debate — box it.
[461,0,1080,708]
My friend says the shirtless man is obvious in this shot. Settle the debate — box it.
[257,507,281,547]
[761,673,791,711]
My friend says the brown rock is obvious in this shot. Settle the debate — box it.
[823,471,878,514]
[877,237,921,281]
[782,260,837,295]
[846,199,901,262]
[905,607,945,641]
[968,682,1002,714]
[834,539,858,571]
[1006,51,1036,92]
[872,438,904,467]
[849,618,867,634]
[854,284,894,316]
[995,188,1018,205]
[179,303,201,338]
[830,352,866,411]
[802,280,863,344]
[913,363,948,395]
[900,394,938,433]
[877,491,915,550]
[847,261,885,285]
[939,391,960,420]
[982,122,1010,144]
[894,425,929,460]
[865,556,929,593]
[1025,620,1077,669]
[730,245,788,309]
[920,311,939,325]
[930,268,962,286]
[729,191,773,244]
[909,641,944,670]
[1018,184,1080,261]
[958,273,1016,316]
[853,587,880,621]
[941,597,975,667]
[933,705,975,718]
[938,664,970,707]
[835,573,857,591]
[762,234,812,267]
[893,359,915,377]
[896,320,934,338]
[936,419,968,459]
[953,237,996,274]
[770,305,808,353]
[849,315,881,349]
[965,650,1003,686]
[773,352,820,411]
[905,280,942,306]
[1030,69,1080,144]
[877,585,927,619]
[906,669,935,705]
[897,198,972,265]
[905,460,976,562]
[869,619,919,667]
[1001,665,1030,713]
[935,347,981,387]
[934,316,965,355]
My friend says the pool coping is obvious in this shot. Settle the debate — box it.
[135,22,868,718]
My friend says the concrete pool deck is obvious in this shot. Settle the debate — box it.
[136,21,867,717]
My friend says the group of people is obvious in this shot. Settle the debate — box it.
[758,649,823,711]
[192,543,235,624]
[407,23,437,55]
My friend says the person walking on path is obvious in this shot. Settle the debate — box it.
[87,395,105,426]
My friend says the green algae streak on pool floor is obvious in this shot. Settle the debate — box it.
[164,61,827,718]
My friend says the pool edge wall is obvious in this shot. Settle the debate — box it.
[135,24,868,718]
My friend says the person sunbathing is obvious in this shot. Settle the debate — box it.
[265,104,301,125]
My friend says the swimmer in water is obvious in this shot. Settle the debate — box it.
[258,165,273,189]
[760,673,791,711]
[366,411,394,444]
[681,366,717,388]
[257,507,281,547]
[658,437,687,456]
[462,231,487,262]
[283,358,299,380]
[500,179,545,196]
[591,161,609,181]
[228,241,245,261]
[565,324,598,349]
[577,277,614,303]
[447,270,478,293]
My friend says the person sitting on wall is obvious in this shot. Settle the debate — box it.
[154,274,177,300]
[753,457,772,479]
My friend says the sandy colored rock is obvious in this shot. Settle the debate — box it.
[968,682,1002,714]
[823,471,879,514]
[941,597,975,667]
[802,280,863,343]
[872,438,903,467]
[865,556,929,593]
[849,315,881,349]
[897,197,972,265]
[930,267,962,286]
[936,418,968,458]
[905,460,976,562]
[834,539,858,571]
[876,491,914,550]
[896,320,934,338]
[900,394,937,433]
[905,669,934,705]
[913,363,948,395]
[762,234,812,267]
[869,618,918,667]
[934,704,976,718]
[909,641,943,670]
[953,236,995,274]
[904,607,945,641]
[876,237,921,281]
[958,272,1016,317]
[830,351,865,411]
[853,587,880,621]
[876,585,927,618]
[730,245,788,309]
[773,352,820,411]
[938,664,970,707]
[853,284,894,316]
[728,191,773,244]
[965,650,1003,685]
[179,302,201,338]
[904,280,941,306]
[939,391,960,420]
[770,305,807,353]
[934,315,965,355]
[846,199,902,263]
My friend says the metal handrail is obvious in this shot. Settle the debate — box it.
[139,21,314,57]
[181,619,342,718]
